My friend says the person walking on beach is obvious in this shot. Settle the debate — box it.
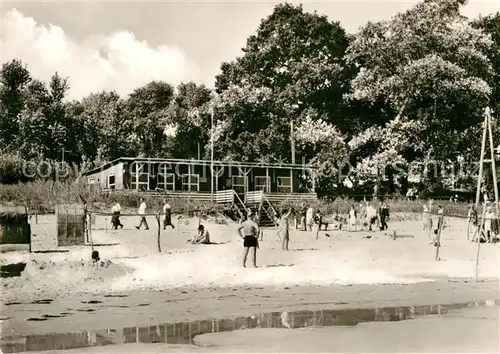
[162,199,175,230]
[135,197,149,230]
[238,214,260,267]
[378,201,389,231]
[365,202,377,231]
[278,209,291,250]
[314,210,328,231]
[348,205,357,232]
[111,200,123,229]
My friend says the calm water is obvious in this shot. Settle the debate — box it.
[1,300,498,353]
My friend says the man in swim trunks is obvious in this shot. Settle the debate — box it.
[237,214,260,268]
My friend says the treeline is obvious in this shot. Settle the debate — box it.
[0,0,499,198]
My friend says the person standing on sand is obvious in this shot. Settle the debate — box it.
[238,214,260,267]
[299,203,307,231]
[306,205,314,231]
[111,200,123,229]
[348,205,357,231]
[162,199,175,230]
[484,206,494,242]
[135,197,149,230]
[422,205,433,240]
[278,209,291,250]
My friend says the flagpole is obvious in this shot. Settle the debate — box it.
[210,105,214,204]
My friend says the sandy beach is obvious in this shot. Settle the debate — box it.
[1,213,499,352]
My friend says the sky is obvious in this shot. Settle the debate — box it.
[1,0,499,100]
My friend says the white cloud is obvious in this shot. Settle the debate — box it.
[0,9,202,100]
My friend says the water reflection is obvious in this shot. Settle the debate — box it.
[1,300,498,353]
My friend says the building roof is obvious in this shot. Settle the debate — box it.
[82,157,317,176]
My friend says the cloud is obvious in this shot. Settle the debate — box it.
[0,9,202,100]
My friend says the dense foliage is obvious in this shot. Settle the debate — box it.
[0,0,498,198]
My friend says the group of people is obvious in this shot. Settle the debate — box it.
[347,201,390,232]
[290,201,391,234]
[467,203,499,243]
[109,197,176,231]
[109,197,213,245]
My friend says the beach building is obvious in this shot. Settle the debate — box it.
[82,157,318,225]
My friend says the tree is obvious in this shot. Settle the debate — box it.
[73,91,130,163]
[0,59,31,150]
[345,0,494,193]
[163,82,213,159]
[124,81,175,157]
[214,3,352,162]
[473,12,500,115]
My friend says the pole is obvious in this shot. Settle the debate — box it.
[475,114,488,208]
[486,108,499,220]
[475,203,487,282]
[291,120,295,165]
[210,106,214,204]
[156,213,161,253]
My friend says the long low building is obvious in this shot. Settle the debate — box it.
[81,157,318,203]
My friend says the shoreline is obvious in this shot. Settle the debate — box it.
[2,279,499,337]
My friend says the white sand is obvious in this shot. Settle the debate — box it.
[1,213,499,303]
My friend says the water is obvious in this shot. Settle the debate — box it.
[0,300,498,353]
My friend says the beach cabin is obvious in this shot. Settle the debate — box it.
[82,157,318,207]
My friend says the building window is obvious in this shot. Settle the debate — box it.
[182,174,199,192]
[157,164,175,191]
[277,177,292,193]
[232,175,247,194]
[88,178,95,185]
[107,175,116,190]
[131,162,149,190]
[255,176,269,192]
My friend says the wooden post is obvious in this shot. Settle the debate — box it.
[475,203,487,282]
[392,230,396,240]
[435,213,444,261]
[88,211,94,252]
[486,109,499,223]
[35,211,38,224]
[475,114,488,208]
[156,213,162,253]
[105,217,108,231]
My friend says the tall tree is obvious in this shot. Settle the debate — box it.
[345,0,493,193]
[163,82,213,159]
[74,91,131,163]
[214,3,352,162]
[0,59,31,150]
[124,81,175,157]
[473,11,500,115]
